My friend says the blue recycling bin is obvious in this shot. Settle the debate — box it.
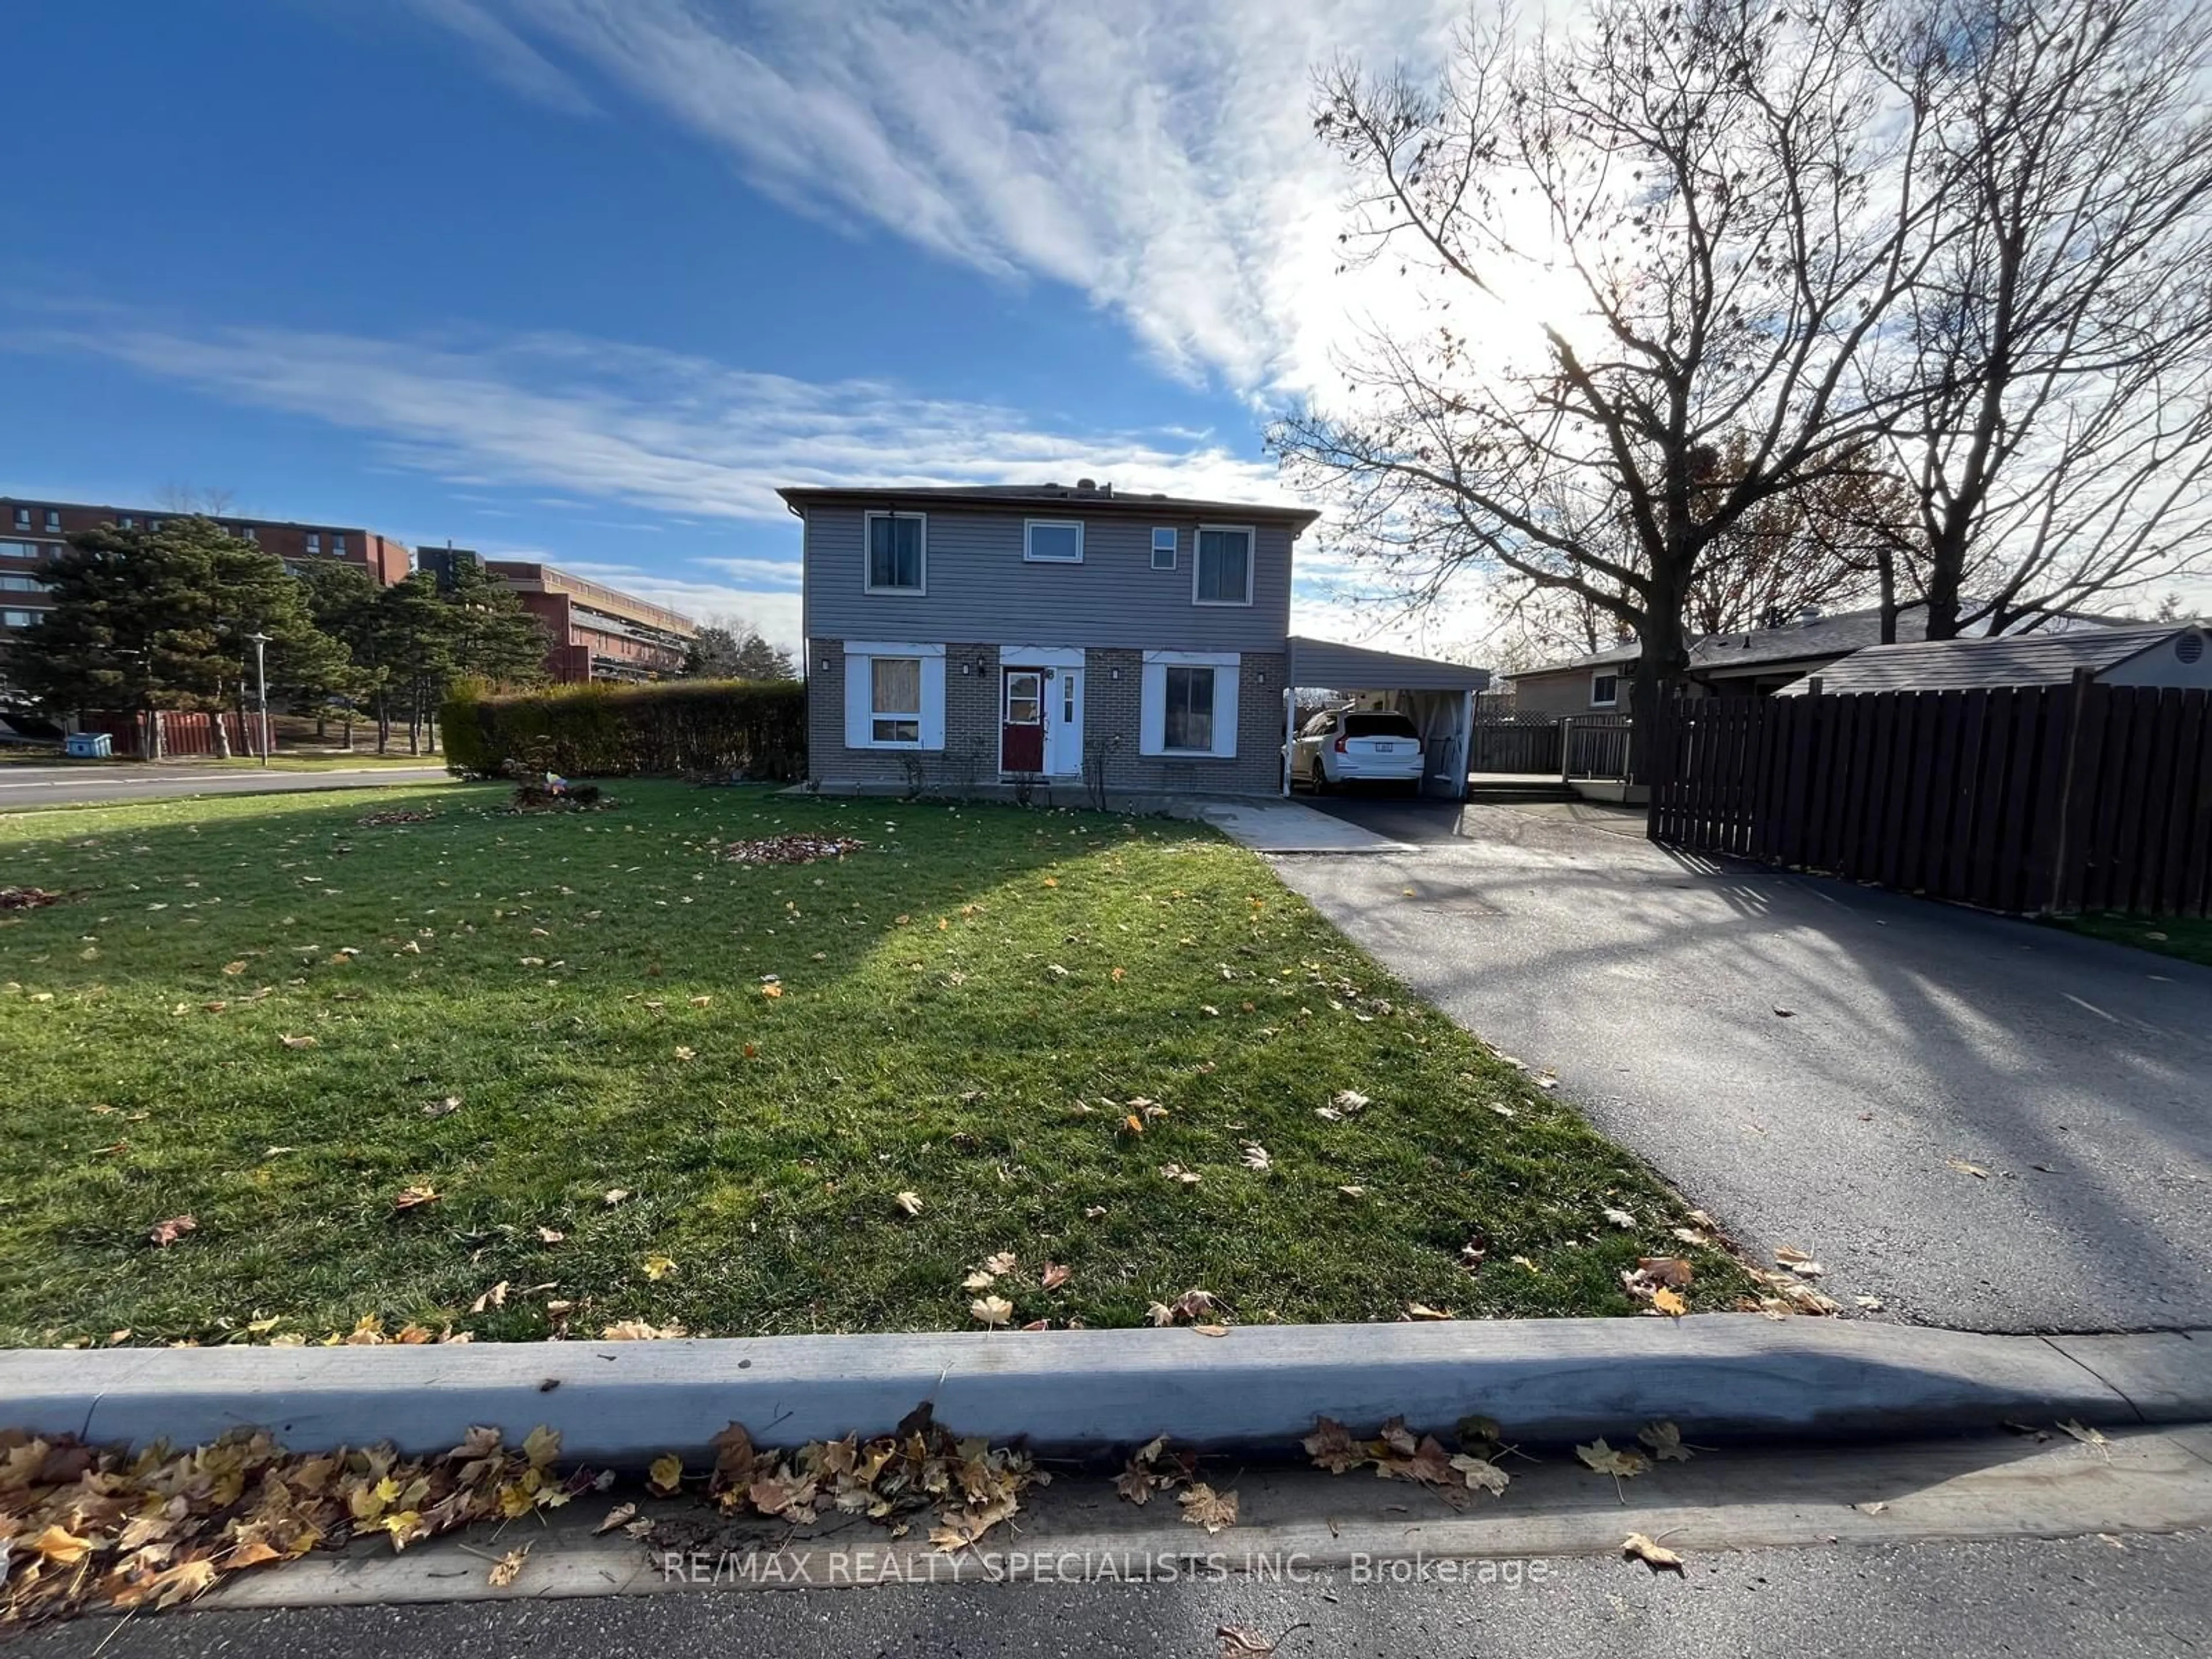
[63,732,113,759]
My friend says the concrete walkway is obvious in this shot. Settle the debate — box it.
[1192,796,1415,854]
[1277,797,2212,1334]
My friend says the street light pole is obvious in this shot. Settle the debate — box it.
[245,632,271,767]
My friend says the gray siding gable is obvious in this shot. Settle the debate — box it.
[801,506,1294,652]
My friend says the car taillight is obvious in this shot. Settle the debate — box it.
[1334,735,1347,753]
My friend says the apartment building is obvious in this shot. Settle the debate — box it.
[0,497,411,635]
[419,547,696,683]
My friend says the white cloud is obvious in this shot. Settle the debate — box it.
[31,321,1289,523]
[404,0,1464,396]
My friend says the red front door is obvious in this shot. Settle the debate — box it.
[1001,668,1045,772]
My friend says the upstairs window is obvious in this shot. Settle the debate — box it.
[1024,520,1083,563]
[306,532,322,554]
[332,533,348,556]
[1151,528,1177,570]
[1590,672,1619,708]
[10,507,26,529]
[1194,525,1253,606]
[42,509,58,531]
[865,512,926,593]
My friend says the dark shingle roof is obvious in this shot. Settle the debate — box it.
[1774,624,2203,694]
[1521,605,1940,677]
[775,482,1320,528]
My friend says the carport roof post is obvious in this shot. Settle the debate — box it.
[1285,637,1492,693]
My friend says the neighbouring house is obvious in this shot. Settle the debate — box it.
[780,479,1489,799]
[1505,602,2134,714]
[1774,620,2212,695]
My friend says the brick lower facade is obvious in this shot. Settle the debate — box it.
[806,641,1288,799]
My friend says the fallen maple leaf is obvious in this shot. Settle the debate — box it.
[469,1281,510,1314]
[971,1295,1014,1327]
[1304,1418,1365,1475]
[601,1320,684,1340]
[642,1254,677,1281]
[2058,1419,2110,1448]
[594,1502,639,1535]
[893,1190,925,1217]
[1041,1263,1071,1291]
[1218,1625,1291,1657]
[983,1250,1018,1275]
[673,1046,697,1062]
[392,1184,440,1211]
[146,1214,197,1248]
[487,1545,531,1587]
[1406,1302,1453,1321]
[1603,1206,1637,1228]
[1947,1158,1991,1179]
[278,1033,318,1050]
[1577,1438,1649,1490]
[1241,1142,1271,1172]
[1638,1421,1694,1462]
[1623,1532,1684,1573]
[961,1270,997,1290]
[647,1455,684,1495]
[1637,1257,1694,1289]
[1651,1287,1688,1318]
[1331,1089,1370,1112]
[1450,1453,1510,1495]
[1179,1482,1238,1533]
[604,1188,632,1206]
[761,983,784,999]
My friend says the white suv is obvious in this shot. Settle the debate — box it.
[1293,709,1425,793]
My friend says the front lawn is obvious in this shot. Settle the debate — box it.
[0,782,1746,1346]
[2052,912,2212,970]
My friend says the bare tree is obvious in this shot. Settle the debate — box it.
[1874,0,2212,638]
[1270,0,1942,728]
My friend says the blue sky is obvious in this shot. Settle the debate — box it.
[0,0,1465,649]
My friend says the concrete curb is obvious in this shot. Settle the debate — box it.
[6,1317,2205,1464]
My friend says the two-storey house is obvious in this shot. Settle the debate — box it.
[782,479,1324,797]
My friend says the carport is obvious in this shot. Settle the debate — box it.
[1283,637,1491,800]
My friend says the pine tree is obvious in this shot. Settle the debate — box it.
[441,557,551,687]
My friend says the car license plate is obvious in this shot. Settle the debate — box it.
[1373,743,1395,753]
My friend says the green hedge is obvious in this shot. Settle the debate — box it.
[440,679,806,780]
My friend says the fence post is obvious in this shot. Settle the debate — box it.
[2043,666,2097,915]
[1559,718,1574,784]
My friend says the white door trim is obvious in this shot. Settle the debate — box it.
[1048,665,1085,777]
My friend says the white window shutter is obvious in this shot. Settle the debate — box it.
[1211,660,1240,757]
[1139,660,1168,756]
[843,652,873,748]
[919,655,946,751]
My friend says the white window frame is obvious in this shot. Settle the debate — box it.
[1023,519,1084,564]
[842,640,945,751]
[1192,524,1255,608]
[305,532,321,554]
[862,510,928,595]
[1151,527,1178,571]
[1590,672,1619,709]
[332,533,348,556]
[10,508,26,529]
[41,510,58,531]
[1139,649,1240,759]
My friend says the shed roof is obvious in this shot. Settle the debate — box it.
[1286,636,1491,692]
[1773,624,2203,694]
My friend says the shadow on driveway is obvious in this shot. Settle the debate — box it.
[1269,802,2212,1334]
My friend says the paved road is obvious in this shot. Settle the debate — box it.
[22,1532,2210,1658]
[1278,796,2212,1334]
[0,763,450,808]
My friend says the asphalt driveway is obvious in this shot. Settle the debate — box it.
[1275,797,2212,1334]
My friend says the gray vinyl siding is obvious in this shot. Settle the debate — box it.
[801,506,1293,653]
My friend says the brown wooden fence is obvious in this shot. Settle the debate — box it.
[1646,677,2212,917]
[1468,714,1565,774]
